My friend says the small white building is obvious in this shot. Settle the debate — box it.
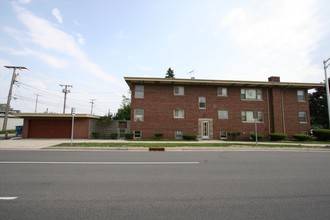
[0,113,23,131]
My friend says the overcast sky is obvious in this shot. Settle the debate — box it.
[1,0,329,115]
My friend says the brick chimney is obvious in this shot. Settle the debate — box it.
[268,76,280,82]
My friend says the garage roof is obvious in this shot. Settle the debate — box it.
[15,113,100,119]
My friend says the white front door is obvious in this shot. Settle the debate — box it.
[201,121,210,139]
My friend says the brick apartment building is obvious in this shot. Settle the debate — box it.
[125,76,323,140]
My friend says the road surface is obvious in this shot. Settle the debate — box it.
[1,150,330,219]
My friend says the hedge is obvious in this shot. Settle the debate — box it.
[292,134,311,141]
[124,132,134,140]
[110,132,118,139]
[269,133,287,141]
[250,133,263,141]
[182,134,197,140]
[312,129,330,141]
[228,131,241,141]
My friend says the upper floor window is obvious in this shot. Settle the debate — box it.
[241,89,262,100]
[241,110,264,122]
[218,110,228,119]
[298,111,307,123]
[199,97,206,109]
[173,109,184,119]
[135,85,144,98]
[297,90,305,102]
[134,108,144,122]
[217,87,227,96]
[174,86,184,95]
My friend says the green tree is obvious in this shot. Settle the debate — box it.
[309,86,328,128]
[165,67,175,78]
[114,95,131,120]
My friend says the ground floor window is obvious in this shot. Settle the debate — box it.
[298,111,307,123]
[220,131,228,140]
[134,130,142,138]
[175,131,183,140]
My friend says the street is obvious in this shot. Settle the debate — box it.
[1,150,330,219]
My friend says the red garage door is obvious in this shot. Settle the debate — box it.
[28,119,71,138]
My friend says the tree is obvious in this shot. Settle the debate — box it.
[309,86,328,128]
[114,95,131,120]
[165,67,175,78]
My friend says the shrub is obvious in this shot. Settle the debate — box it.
[182,134,197,140]
[269,133,287,141]
[154,133,164,140]
[292,134,311,141]
[92,132,100,139]
[228,131,241,141]
[250,133,263,141]
[312,129,330,141]
[110,132,118,139]
[124,132,134,140]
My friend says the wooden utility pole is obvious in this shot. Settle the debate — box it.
[60,84,72,114]
[2,66,27,131]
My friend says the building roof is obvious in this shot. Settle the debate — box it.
[124,77,324,89]
[14,113,100,119]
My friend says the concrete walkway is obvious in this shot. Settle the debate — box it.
[1,135,330,151]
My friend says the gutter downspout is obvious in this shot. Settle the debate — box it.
[281,84,291,134]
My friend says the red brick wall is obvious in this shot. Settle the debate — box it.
[130,83,311,140]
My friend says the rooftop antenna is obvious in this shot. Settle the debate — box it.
[187,69,195,79]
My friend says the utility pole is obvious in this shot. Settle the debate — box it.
[60,84,72,114]
[324,58,330,128]
[90,99,96,115]
[2,66,27,131]
[34,94,39,113]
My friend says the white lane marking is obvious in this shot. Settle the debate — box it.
[0,161,199,165]
[0,197,17,200]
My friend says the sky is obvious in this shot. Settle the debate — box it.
[1,0,330,116]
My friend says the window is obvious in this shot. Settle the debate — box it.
[241,89,262,100]
[217,87,227,96]
[175,131,183,140]
[134,130,142,138]
[241,110,264,122]
[174,109,184,118]
[174,86,184,95]
[199,97,206,109]
[135,85,144,98]
[220,131,228,140]
[218,110,228,119]
[134,109,144,122]
[297,90,305,102]
[299,111,307,123]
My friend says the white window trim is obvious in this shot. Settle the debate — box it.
[241,110,264,123]
[199,97,206,109]
[298,111,307,123]
[241,88,263,101]
[134,130,142,139]
[218,110,229,119]
[135,85,144,99]
[297,90,306,102]
[220,131,228,140]
[217,87,228,97]
[134,109,144,122]
[173,109,185,119]
[174,86,184,96]
[175,131,183,140]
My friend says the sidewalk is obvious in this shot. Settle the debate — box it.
[1,136,330,151]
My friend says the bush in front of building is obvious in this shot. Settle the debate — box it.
[125,132,134,140]
[110,132,118,139]
[312,129,330,141]
[182,134,197,140]
[292,134,311,141]
[269,133,287,141]
[250,133,263,141]
[154,133,164,140]
[92,132,100,139]
[228,132,241,141]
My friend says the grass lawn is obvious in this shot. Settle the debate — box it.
[54,141,329,148]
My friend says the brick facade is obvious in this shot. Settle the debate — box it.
[125,77,323,140]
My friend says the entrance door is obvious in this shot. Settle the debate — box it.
[201,121,210,139]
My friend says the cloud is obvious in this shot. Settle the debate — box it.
[52,8,63,24]
[137,64,152,71]
[10,3,118,84]
[17,0,32,4]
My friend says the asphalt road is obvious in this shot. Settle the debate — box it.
[1,150,330,220]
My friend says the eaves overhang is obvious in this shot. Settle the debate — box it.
[124,77,324,90]
[14,113,100,119]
